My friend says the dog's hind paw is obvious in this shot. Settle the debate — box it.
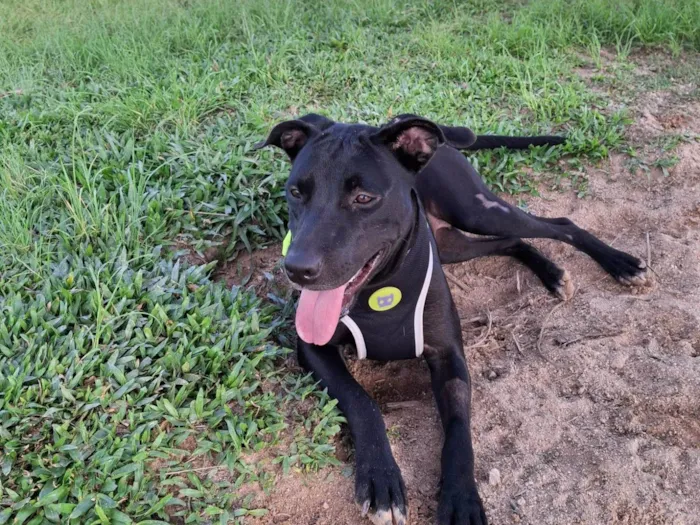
[553,270,575,301]
[605,253,649,287]
[617,261,649,286]
[536,262,574,301]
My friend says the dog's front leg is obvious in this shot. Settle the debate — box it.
[297,340,408,525]
[424,346,487,525]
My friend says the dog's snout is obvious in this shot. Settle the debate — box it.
[284,250,323,285]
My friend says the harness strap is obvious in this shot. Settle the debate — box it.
[341,243,433,360]
[413,243,433,358]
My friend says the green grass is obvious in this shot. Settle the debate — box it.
[0,0,698,523]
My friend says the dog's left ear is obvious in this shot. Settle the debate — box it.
[252,120,320,161]
[371,116,446,172]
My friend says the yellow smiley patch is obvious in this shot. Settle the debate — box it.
[368,287,402,312]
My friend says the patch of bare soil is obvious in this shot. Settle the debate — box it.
[237,88,700,524]
[214,242,283,293]
[173,236,285,296]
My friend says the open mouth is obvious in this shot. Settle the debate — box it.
[295,248,385,347]
[340,249,384,313]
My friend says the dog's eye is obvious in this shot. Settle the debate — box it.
[354,194,374,205]
[289,187,302,199]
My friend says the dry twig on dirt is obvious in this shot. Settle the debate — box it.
[511,331,525,355]
[465,309,492,350]
[444,267,472,299]
[646,231,651,268]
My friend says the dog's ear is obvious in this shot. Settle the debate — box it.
[371,116,446,172]
[298,113,335,131]
[252,120,319,160]
[380,113,477,150]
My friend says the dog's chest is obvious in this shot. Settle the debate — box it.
[340,222,434,361]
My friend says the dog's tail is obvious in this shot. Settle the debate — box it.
[439,124,566,151]
[465,135,566,151]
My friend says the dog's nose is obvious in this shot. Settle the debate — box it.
[284,251,323,285]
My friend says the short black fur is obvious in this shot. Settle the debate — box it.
[256,113,648,525]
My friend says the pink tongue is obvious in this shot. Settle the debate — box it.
[295,285,347,346]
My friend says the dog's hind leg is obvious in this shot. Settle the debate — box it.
[431,222,574,300]
[419,147,648,286]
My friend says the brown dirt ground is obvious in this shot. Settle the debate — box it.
[215,70,700,525]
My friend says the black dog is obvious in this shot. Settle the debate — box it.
[254,114,647,525]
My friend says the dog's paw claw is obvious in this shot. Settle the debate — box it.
[554,270,575,301]
[615,264,649,287]
[361,500,370,517]
[628,269,650,286]
[368,509,394,525]
[392,504,406,525]
[362,506,406,525]
[602,250,650,288]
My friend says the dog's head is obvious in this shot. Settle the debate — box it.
[255,113,474,345]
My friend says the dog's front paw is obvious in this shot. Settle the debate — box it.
[437,481,487,525]
[355,457,408,525]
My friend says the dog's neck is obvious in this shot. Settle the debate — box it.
[366,190,425,285]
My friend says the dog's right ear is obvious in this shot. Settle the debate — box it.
[371,116,446,172]
[252,120,319,161]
